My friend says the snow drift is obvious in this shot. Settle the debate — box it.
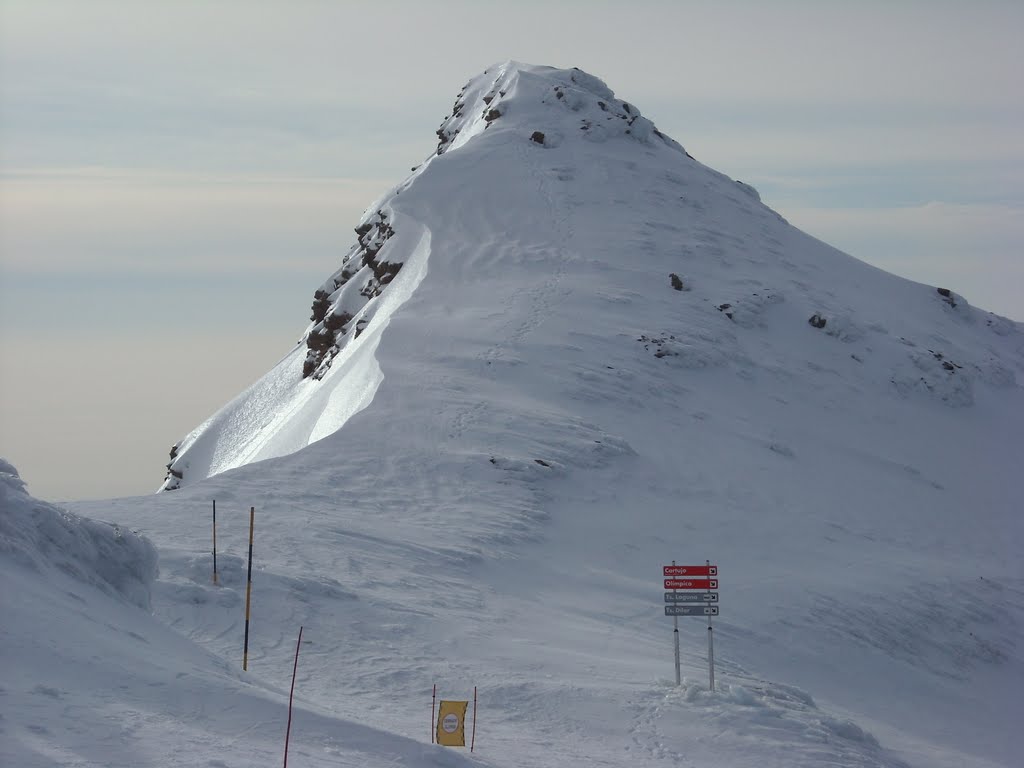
[1,457,156,608]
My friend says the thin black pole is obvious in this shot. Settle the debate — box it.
[283,625,303,767]
[243,507,254,670]
[672,560,680,685]
[212,500,219,585]
[707,558,715,691]
[471,686,477,752]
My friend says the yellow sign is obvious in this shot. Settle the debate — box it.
[436,700,468,746]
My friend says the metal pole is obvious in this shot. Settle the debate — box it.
[243,507,254,670]
[672,560,681,686]
[283,625,303,768]
[212,500,218,585]
[706,559,715,691]
[471,686,477,752]
[431,684,436,744]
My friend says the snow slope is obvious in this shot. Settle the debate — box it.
[160,62,1022,492]
[1,461,479,767]
[4,62,1023,767]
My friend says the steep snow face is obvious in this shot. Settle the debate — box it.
[161,219,431,489]
[160,60,1023,490]
[155,64,690,491]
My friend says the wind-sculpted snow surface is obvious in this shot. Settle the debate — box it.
[14,62,1021,766]
[161,218,431,489]
[0,458,156,608]
[160,60,1023,490]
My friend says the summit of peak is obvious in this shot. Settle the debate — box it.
[433,61,687,157]
[158,60,1023,497]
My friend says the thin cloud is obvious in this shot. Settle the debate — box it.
[0,169,394,272]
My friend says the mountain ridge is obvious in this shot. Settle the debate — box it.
[160,61,1021,491]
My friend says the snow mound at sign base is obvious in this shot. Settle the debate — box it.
[0,458,157,609]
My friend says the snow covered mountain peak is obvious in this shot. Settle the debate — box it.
[292,63,687,387]
[160,61,1022,492]
[8,62,1023,768]
[433,61,687,158]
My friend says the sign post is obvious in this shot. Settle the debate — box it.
[662,561,718,690]
[706,560,715,691]
[283,625,303,768]
[243,507,255,671]
[212,500,218,585]
[670,561,681,685]
[433,688,477,749]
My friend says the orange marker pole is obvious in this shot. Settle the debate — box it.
[471,686,477,752]
[283,625,303,768]
[212,500,219,585]
[431,684,436,743]
[242,507,255,670]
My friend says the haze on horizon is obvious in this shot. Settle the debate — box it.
[1,0,1021,501]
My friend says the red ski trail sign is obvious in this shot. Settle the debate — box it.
[664,578,718,590]
[663,560,718,691]
[663,565,717,577]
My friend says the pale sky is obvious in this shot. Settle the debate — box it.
[1,0,1021,501]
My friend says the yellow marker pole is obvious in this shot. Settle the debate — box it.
[242,506,255,670]
[212,500,219,585]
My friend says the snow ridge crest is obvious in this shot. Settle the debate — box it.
[434,61,688,156]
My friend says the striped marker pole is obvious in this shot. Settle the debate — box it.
[243,507,255,671]
[212,500,219,585]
